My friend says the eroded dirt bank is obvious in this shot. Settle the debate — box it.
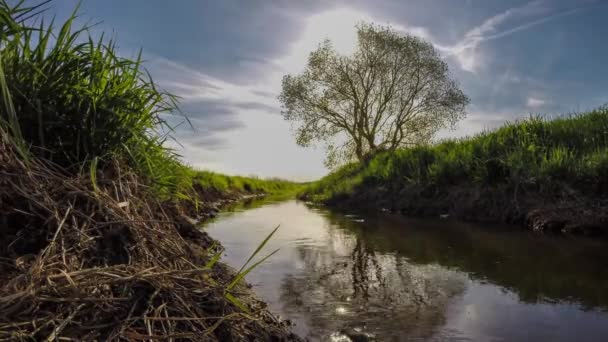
[0,140,300,341]
[311,184,608,236]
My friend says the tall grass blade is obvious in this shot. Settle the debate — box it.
[227,248,279,292]
[235,225,279,276]
[89,156,99,193]
[225,293,250,313]
[223,225,281,312]
[204,250,222,270]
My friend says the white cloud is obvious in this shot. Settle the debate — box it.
[272,7,431,83]
[527,97,546,109]
[149,57,279,112]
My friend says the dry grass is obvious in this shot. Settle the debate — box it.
[0,138,296,341]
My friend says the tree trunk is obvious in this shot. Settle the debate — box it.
[355,139,364,162]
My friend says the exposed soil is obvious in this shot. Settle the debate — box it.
[316,182,608,237]
[0,138,300,341]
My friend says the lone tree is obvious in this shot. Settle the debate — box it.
[279,23,469,167]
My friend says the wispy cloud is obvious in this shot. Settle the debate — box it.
[438,1,590,73]
[147,57,281,149]
[149,57,279,110]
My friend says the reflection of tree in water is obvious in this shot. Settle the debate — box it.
[320,208,608,311]
[279,223,467,341]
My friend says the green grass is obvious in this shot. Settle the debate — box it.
[303,108,608,203]
[1,1,177,179]
[0,1,299,202]
[191,170,301,194]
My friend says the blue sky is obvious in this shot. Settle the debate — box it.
[44,0,608,180]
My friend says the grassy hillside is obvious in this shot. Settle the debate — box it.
[303,108,608,233]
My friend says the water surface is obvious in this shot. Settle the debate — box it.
[204,199,608,341]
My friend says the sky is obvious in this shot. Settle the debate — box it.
[44,0,608,181]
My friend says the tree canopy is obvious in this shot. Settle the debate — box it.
[279,23,469,167]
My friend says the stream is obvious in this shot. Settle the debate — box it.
[204,199,608,341]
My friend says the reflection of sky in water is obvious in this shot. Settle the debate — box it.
[436,282,608,342]
[205,200,608,341]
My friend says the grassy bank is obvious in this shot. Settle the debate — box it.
[0,2,299,340]
[0,0,297,203]
[302,108,608,234]
[190,169,301,198]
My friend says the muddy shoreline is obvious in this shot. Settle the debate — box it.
[134,189,304,341]
[306,184,608,237]
[177,192,302,341]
